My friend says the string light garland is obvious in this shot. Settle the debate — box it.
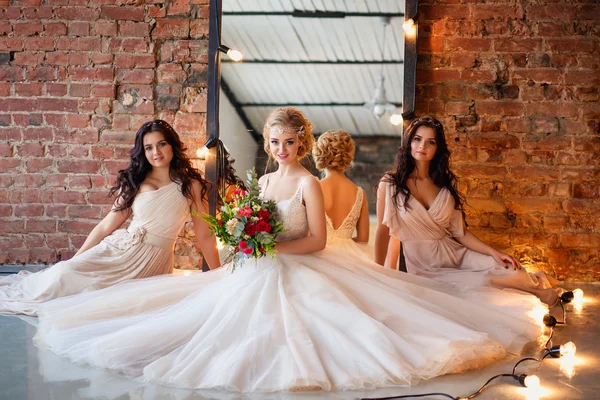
[361,289,584,400]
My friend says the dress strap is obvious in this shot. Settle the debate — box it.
[262,174,271,197]
[298,176,310,199]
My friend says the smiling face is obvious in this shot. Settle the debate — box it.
[268,130,300,165]
[410,126,438,162]
[143,131,173,168]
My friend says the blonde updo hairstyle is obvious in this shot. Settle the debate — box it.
[312,130,355,172]
[262,107,315,160]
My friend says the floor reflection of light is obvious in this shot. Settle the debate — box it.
[529,305,549,329]
[558,354,586,379]
[183,270,192,276]
[517,385,551,400]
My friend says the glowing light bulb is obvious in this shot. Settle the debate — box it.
[403,18,415,31]
[196,146,209,159]
[216,239,224,250]
[183,270,192,276]
[227,48,243,62]
[560,341,577,358]
[524,375,540,389]
[573,288,584,302]
[390,114,403,126]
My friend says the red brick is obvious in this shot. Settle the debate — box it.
[120,21,150,37]
[190,19,208,39]
[17,142,45,157]
[68,67,114,82]
[546,39,595,53]
[525,103,579,118]
[23,37,55,51]
[0,159,23,171]
[46,233,69,248]
[116,69,154,84]
[14,204,44,217]
[7,249,30,264]
[494,38,542,52]
[46,52,69,66]
[88,191,113,204]
[46,83,68,96]
[153,19,190,39]
[0,67,23,81]
[26,158,53,172]
[90,53,114,65]
[55,37,101,51]
[68,175,91,188]
[44,174,67,186]
[0,7,20,19]
[94,21,118,36]
[477,101,524,117]
[55,7,99,21]
[26,219,56,233]
[472,5,523,20]
[168,0,190,15]
[100,6,144,21]
[69,83,91,97]
[445,38,491,52]
[44,22,68,36]
[0,127,21,141]
[69,21,90,36]
[560,233,600,248]
[420,5,471,20]
[22,6,52,18]
[0,38,23,51]
[57,160,101,174]
[26,67,55,82]
[53,190,86,204]
[15,82,43,96]
[13,22,43,37]
[68,205,103,219]
[527,5,577,21]
[66,114,90,128]
[58,220,97,233]
[91,84,115,98]
[115,55,156,69]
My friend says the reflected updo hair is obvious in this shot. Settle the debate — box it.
[312,130,355,172]
[262,107,315,160]
[110,120,209,211]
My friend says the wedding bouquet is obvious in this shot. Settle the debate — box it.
[200,169,285,270]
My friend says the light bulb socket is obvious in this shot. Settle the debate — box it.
[549,345,562,358]
[203,137,218,149]
[401,110,415,120]
[560,291,574,303]
[543,314,557,327]
[218,44,231,54]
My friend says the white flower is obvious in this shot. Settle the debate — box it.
[226,219,238,235]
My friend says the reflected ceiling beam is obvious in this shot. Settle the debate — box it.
[221,78,261,144]
[240,102,402,107]
[222,59,404,64]
[223,11,404,18]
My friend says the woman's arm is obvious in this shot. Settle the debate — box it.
[455,228,521,269]
[374,181,391,266]
[353,189,370,243]
[275,176,327,254]
[75,200,131,256]
[385,238,400,270]
[190,180,221,270]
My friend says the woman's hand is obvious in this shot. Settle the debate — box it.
[491,250,521,270]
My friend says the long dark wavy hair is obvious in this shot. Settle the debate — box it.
[222,147,246,191]
[383,116,465,212]
[110,120,210,211]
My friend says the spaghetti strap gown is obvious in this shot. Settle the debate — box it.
[34,178,545,393]
[0,182,189,316]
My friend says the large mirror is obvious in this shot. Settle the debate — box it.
[218,0,407,212]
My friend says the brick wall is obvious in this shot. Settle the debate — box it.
[0,0,209,269]
[417,0,599,281]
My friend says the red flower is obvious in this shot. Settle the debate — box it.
[255,220,272,233]
[245,222,258,236]
[242,247,253,255]
[237,206,253,218]
[239,240,248,249]
[257,209,270,221]
[259,248,265,253]
[217,218,223,226]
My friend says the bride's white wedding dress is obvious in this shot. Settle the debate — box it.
[34,179,545,393]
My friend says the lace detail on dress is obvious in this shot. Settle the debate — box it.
[326,189,363,242]
[262,176,310,243]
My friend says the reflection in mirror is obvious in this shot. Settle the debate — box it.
[219,1,406,211]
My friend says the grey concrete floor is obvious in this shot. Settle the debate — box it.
[0,281,598,400]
